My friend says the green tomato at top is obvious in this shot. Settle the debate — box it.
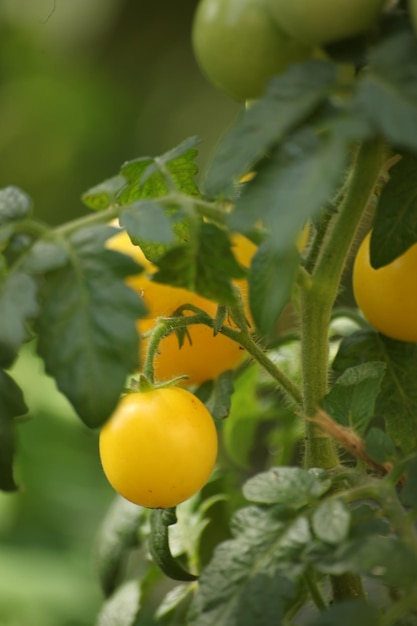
[267,0,385,46]
[192,0,312,101]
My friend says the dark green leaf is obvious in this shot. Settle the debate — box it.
[310,600,381,626]
[354,32,417,151]
[242,467,331,508]
[204,369,235,420]
[81,175,127,211]
[312,499,351,545]
[153,222,245,306]
[188,506,309,626]
[0,271,39,367]
[204,60,339,198]
[370,154,417,267]
[118,139,199,204]
[333,330,417,454]
[0,186,32,225]
[314,535,417,588]
[37,225,146,427]
[94,495,146,597]
[0,370,28,491]
[229,116,369,248]
[401,455,417,508]
[248,241,299,337]
[96,579,141,626]
[365,428,396,465]
[323,362,386,435]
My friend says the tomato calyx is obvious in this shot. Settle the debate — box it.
[128,373,190,395]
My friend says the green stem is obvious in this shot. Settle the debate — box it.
[303,570,328,610]
[300,139,387,471]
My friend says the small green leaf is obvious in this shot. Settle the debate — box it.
[0,370,28,491]
[248,241,299,337]
[242,467,331,508]
[323,362,386,435]
[0,186,32,225]
[37,225,146,427]
[312,499,351,545]
[118,139,199,204]
[310,600,381,626]
[81,175,127,211]
[370,154,417,268]
[0,271,39,367]
[119,201,174,245]
[94,495,146,597]
[203,369,235,420]
[155,584,194,621]
[96,579,141,626]
[204,60,339,198]
[22,238,68,274]
[355,32,417,152]
[153,222,245,306]
[333,330,417,454]
[365,428,396,465]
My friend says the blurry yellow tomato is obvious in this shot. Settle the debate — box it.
[353,231,417,342]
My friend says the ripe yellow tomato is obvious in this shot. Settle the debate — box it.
[353,231,417,342]
[99,388,218,508]
[107,229,252,385]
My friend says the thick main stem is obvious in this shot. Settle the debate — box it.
[301,139,386,470]
[300,138,387,603]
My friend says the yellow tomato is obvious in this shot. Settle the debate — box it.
[99,387,218,508]
[353,231,417,342]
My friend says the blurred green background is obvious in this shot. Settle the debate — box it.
[0,1,240,624]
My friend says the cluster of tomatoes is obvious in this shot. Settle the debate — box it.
[99,227,257,508]
[192,0,387,101]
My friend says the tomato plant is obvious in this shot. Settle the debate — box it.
[353,230,417,342]
[5,1,417,625]
[192,0,312,100]
[99,386,218,508]
[267,0,386,46]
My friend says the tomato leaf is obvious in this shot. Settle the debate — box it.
[96,579,142,626]
[311,499,351,545]
[117,137,200,204]
[36,225,146,428]
[94,495,146,597]
[243,467,331,508]
[309,601,381,626]
[0,370,28,491]
[323,362,386,436]
[354,32,417,152]
[332,329,417,454]
[203,369,235,420]
[204,60,339,198]
[365,428,396,465]
[153,222,245,306]
[119,201,174,246]
[81,175,127,211]
[0,186,32,225]
[248,241,299,337]
[370,153,417,268]
[188,505,309,626]
[229,115,370,249]
[0,271,39,368]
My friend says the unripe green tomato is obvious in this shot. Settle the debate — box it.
[192,0,312,101]
[267,0,385,46]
